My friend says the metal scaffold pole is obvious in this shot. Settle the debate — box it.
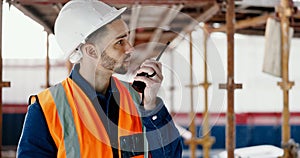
[43,32,50,88]
[219,0,242,157]
[200,26,215,158]
[185,31,216,158]
[277,0,296,157]
[185,32,198,158]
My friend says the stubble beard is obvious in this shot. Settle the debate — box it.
[100,51,128,74]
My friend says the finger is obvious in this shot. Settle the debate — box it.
[134,71,162,84]
[141,59,160,68]
[136,68,162,82]
[147,71,156,77]
[140,59,155,65]
[134,73,162,82]
[151,72,163,82]
[136,67,156,75]
[140,61,163,79]
[157,62,162,70]
[134,76,156,87]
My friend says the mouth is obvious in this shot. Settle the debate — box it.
[124,55,131,62]
[123,57,130,65]
[123,60,130,66]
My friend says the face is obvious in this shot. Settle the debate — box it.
[96,19,133,74]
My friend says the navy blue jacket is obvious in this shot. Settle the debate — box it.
[17,64,182,158]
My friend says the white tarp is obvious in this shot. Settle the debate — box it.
[217,145,283,158]
[263,17,294,77]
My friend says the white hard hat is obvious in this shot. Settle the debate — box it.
[54,0,126,58]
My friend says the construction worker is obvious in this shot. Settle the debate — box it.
[17,0,182,158]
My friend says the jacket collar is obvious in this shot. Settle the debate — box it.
[69,64,118,101]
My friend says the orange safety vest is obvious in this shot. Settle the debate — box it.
[36,77,146,158]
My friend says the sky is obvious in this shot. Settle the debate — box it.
[2,2,64,59]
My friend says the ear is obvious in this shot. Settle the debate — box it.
[81,43,98,59]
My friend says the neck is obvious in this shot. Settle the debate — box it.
[95,69,113,94]
[78,63,113,95]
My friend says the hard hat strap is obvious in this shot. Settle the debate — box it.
[69,44,84,63]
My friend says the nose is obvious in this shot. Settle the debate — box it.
[125,41,135,54]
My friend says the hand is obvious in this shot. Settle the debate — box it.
[133,59,163,110]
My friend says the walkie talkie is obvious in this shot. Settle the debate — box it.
[132,41,170,93]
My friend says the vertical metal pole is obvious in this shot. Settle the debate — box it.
[0,1,3,156]
[219,0,242,157]
[46,32,50,88]
[277,0,294,157]
[186,30,217,158]
[226,0,235,157]
[202,28,214,158]
[280,4,290,157]
[188,32,196,158]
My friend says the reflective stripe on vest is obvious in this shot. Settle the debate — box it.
[119,80,150,158]
[49,84,80,158]
[38,77,144,158]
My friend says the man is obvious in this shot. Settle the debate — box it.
[17,0,182,157]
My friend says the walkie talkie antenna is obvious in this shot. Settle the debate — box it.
[156,41,170,61]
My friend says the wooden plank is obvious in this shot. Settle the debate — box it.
[146,4,183,55]
[236,0,300,7]
[211,13,272,32]
[129,4,141,46]
[135,31,177,41]
[14,0,212,5]
[170,3,219,49]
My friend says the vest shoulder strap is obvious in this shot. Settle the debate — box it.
[119,80,141,107]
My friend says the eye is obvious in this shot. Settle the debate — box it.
[116,40,124,45]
